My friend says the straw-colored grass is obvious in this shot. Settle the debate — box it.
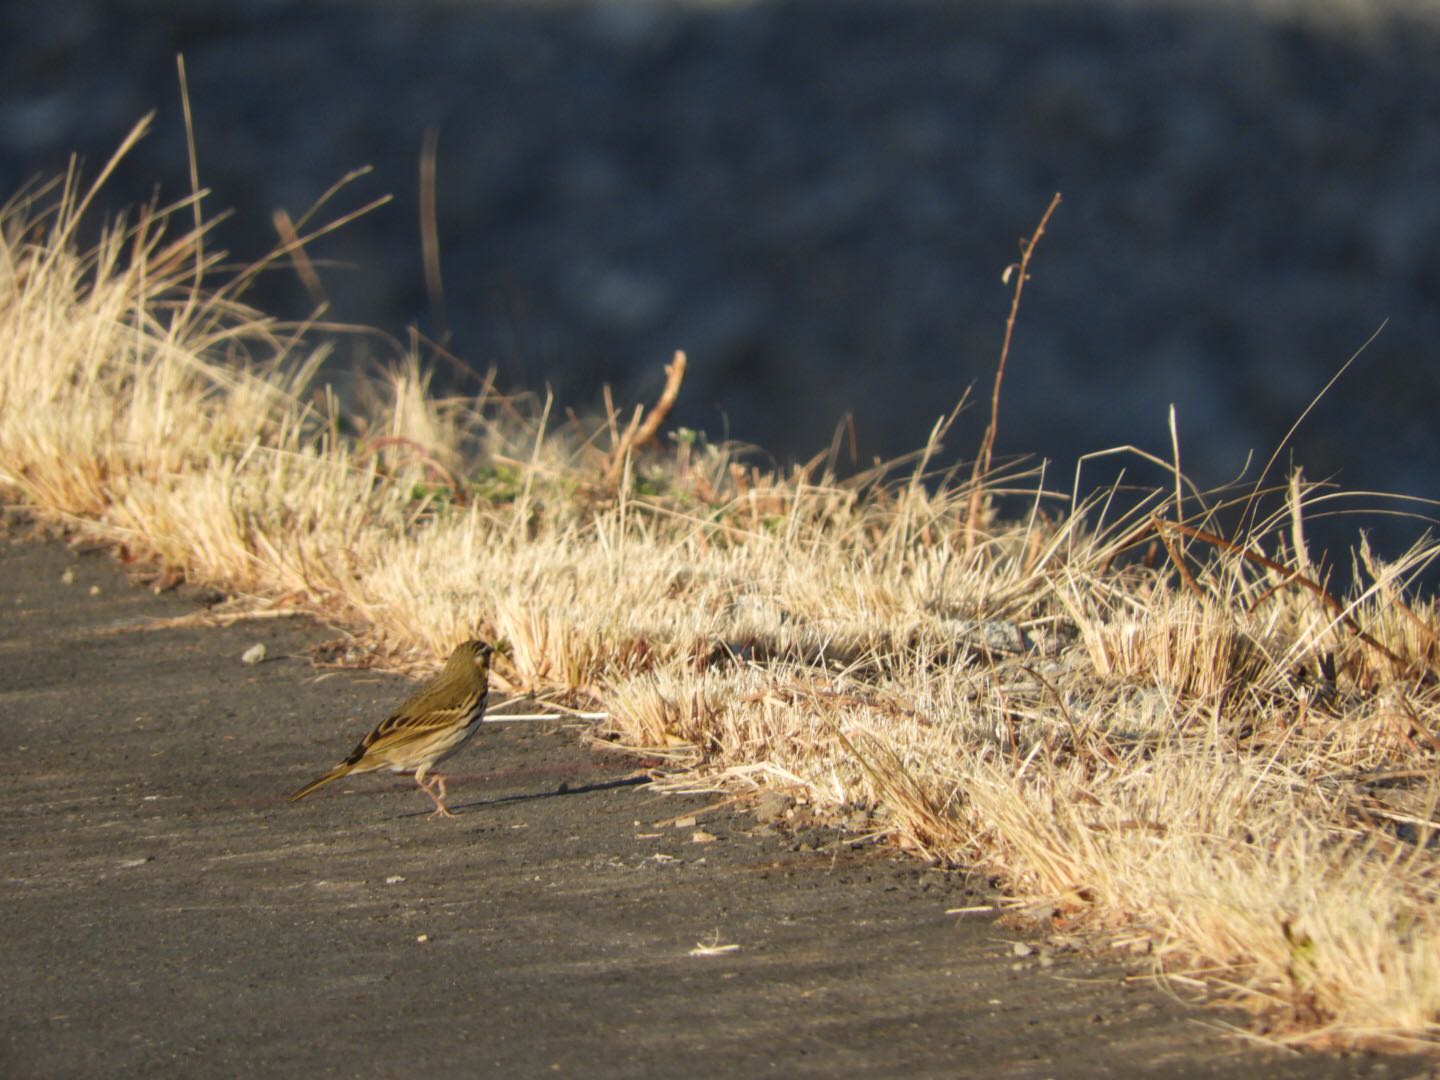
[2,127,1437,1050]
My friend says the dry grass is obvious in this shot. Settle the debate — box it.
[2,127,1437,1050]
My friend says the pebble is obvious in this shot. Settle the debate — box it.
[752,791,790,824]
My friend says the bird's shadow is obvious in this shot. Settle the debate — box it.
[398,773,650,819]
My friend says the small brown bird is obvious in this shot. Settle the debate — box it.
[290,639,493,818]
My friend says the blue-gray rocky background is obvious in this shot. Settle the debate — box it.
[5,0,1439,571]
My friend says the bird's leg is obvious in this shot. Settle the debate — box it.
[414,769,455,818]
[428,774,455,818]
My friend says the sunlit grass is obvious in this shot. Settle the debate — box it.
[2,123,1437,1050]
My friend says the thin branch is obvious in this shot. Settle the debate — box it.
[419,127,447,340]
[1150,517,1412,675]
[604,351,688,488]
[966,192,1061,552]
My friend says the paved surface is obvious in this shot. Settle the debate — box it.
[0,533,1422,1077]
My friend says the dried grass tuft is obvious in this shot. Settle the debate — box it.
[2,134,1437,1049]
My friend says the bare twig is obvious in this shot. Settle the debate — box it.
[966,193,1061,552]
[1150,517,1413,675]
[272,208,327,306]
[419,127,447,340]
[630,350,687,453]
[1150,512,1206,601]
[365,435,462,498]
[604,351,687,487]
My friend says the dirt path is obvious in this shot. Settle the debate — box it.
[0,533,1415,1078]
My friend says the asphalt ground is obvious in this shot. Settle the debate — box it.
[1,532,1424,1078]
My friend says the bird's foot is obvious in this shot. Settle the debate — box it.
[418,773,456,818]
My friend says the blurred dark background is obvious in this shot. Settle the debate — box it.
[4,0,1439,569]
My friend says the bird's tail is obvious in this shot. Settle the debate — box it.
[290,765,351,802]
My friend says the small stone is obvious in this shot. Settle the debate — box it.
[1011,941,1035,958]
[241,643,267,665]
[60,567,76,585]
[385,875,406,884]
[691,830,717,844]
[752,790,790,824]
[88,585,101,596]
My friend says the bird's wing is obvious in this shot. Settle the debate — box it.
[343,695,484,764]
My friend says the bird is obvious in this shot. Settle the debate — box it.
[290,638,494,818]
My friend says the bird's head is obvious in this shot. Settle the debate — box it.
[446,638,494,683]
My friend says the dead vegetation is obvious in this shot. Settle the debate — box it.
[1,123,1437,1050]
